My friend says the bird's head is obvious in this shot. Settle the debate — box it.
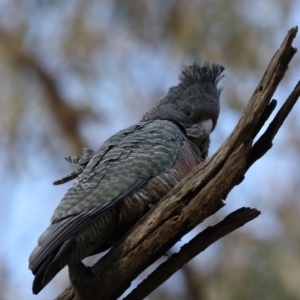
[142,62,224,147]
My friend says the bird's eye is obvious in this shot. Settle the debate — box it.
[183,109,191,116]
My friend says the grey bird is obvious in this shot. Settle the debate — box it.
[29,62,224,294]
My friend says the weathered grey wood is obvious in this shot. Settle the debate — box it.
[123,207,261,300]
[55,27,299,300]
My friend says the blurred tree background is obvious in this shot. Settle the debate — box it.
[0,0,300,299]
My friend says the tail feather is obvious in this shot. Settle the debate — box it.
[30,237,75,294]
[32,253,56,294]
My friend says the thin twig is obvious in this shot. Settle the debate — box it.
[247,81,300,168]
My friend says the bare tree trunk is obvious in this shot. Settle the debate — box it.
[55,27,300,300]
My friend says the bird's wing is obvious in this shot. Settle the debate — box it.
[29,120,185,271]
[51,120,182,221]
[29,177,149,273]
[52,125,139,185]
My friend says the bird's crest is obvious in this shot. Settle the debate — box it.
[179,62,225,92]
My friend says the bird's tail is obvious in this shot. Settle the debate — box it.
[29,237,75,294]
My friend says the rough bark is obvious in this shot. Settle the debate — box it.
[55,27,300,300]
[123,208,260,300]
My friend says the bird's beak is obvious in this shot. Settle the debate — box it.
[186,119,213,146]
[198,119,213,135]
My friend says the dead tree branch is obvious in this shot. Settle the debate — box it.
[55,27,300,300]
[123,207,260,300]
